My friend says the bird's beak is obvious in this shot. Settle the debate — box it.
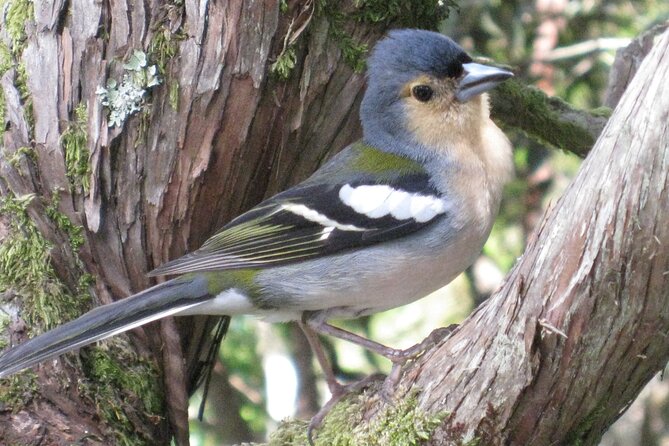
[455,63,513,102]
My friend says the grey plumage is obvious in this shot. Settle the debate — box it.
[0,276,210,377]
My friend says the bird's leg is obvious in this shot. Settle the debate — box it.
[301,314,455,444]
[297,320,343,397]
[307,320,456,395]
[298,318,384,445]
[307,318,455,365]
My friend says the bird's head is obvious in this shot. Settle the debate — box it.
[361,29,512,160]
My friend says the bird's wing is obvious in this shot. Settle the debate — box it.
[150,161,449,276]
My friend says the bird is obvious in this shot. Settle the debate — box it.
[0,29,513,416]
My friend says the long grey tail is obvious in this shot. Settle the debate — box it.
[0,275,211,378]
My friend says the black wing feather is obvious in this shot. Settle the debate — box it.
[149,173,446,276]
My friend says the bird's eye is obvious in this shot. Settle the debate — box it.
[411,85,433,102]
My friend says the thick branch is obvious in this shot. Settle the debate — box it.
[489,24,667,159]
[489,78,609,158]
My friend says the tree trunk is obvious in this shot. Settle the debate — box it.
[304,28,669,446]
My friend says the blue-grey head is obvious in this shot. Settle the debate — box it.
[360,29,512,159]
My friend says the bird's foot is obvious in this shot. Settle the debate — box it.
[384,325,456,364]
[381,325,456,397]
[308,373,385,445]
[308,326,456,443]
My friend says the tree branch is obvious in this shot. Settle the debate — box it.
[489,78,610,158]
[604,22,669,108]
[489,23,668,159]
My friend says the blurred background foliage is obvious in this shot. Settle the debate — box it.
[189,1,669,444]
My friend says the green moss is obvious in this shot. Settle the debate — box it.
[351,0,454,28]
[589,106,612,118]
[316,1,454,73]
[15,62,28,95]
[60,104,91,192]
[272,1,454,79]
[0,40,32,141]
[0,194,89,332]
[0,44,10,139]
[0,194,162,443]
[148,24,184,76]
[5,146,36,170]
[3,0,34,56]
[0,191,91,411]
[44,190,94,330]
[78,272,94,290]
[309,388,446,446]
[136,109,152,148]
[0,0,34,139]
[0,370,38,408]
[79,339,164,446]
[315,2,368,73]
[328,28,368,73]
[0,42,12,75]
[45,190,85,251]
[490,79,605,158]
[15,62,33,135]
[0,89,4,141]
[0,310,9,351]
[268,419,310,445]
[147,0,185,124]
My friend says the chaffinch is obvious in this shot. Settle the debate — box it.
[0,30,514,407]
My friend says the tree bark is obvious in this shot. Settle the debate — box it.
[316,28,668,446]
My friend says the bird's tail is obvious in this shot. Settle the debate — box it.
[0,274,211,378]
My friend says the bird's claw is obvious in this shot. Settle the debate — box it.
[381,325,456,397]
[387,324,456,364]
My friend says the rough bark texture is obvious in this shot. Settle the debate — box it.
[605,22,669,108]
[381,28,668,446]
